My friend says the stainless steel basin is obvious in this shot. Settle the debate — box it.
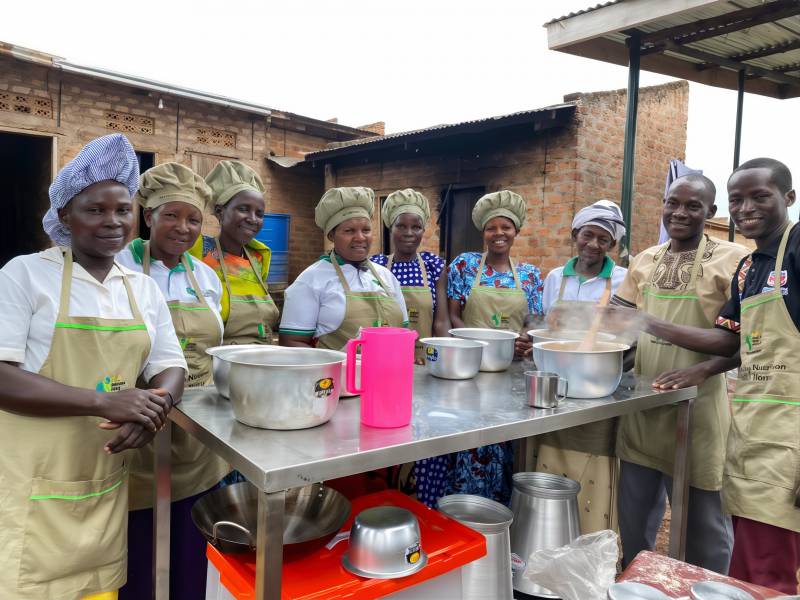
[527,329,615,369]
[419,337,487,380]
[533,340,630,398]
[206,344,276,399]
[227,347,346,430]
[449,328,519,372]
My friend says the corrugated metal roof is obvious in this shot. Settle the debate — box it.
[545,0,800,99]
[544,0,624,25]
[304,102,576,161]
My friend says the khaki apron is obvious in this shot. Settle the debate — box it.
[387,254,434,362]
[127,244,229,511]
[723,223,800,532]
[536,274,618,533]
[617,236,730,491]
[462,253,528,331]
[317,251,405,351]
[0,248,150,600]
[215,238,279,345]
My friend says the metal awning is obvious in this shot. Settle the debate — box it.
[546,0,800,99]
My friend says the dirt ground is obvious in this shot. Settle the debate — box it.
[655,504,671,554]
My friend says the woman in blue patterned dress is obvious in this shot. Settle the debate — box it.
[371,189,451,506]
[446,190,544,504]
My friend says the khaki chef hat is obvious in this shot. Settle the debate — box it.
[381,188,431,229]
[205,160,265,206]
[471,190,527,231]
[134,162,212,213]
[315,187,375,235]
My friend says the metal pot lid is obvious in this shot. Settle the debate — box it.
[607,582,671,600]
[689,581,756,600]
[341,549,428,579]
[513,472,581,498]
[437,494,513,533]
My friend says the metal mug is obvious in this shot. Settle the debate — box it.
[524,371,568,408]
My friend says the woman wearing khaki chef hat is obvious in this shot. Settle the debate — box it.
[279,186,408,349]
[116,162,230,600]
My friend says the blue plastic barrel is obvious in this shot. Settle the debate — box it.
[255,213,290,284]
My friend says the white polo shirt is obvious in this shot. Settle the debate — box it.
[279,257,408,338]
[0,247,187,381]
[116,243,224,341]
[542,257,627,314]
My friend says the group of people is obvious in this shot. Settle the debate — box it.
[0,130,796,600]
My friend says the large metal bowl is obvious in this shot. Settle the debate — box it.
[191,481,351,554]
[227,347,346,429]
[342,506,427,579]
[206,344,277,399]
[533,340,630,398]
[419,337,488,380]
[527,329,615,368]
[449,328,519,372]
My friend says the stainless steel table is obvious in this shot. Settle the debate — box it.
[153,363,695,600]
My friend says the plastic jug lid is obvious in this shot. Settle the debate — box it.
[437,494,513,533]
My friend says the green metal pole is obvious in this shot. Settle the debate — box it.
[729,69,745,242]
[620,35,640,267]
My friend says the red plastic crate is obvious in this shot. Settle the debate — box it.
[207,490,487,600]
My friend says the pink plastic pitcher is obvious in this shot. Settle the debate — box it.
[346,327,418,428]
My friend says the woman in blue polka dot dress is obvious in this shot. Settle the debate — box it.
[371,188,451,507]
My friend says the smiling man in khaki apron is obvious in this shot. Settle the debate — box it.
[116,163,230,600]
[610,174,749,573]
[632,159,800,593]
[195,160,279,345]
[0,134,186,600]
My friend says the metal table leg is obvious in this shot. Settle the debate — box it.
[153,424,172,600]
[256,489,286,600]
[668,398,693,560]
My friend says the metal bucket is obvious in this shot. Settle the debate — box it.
[438,494,514,600]
[509,472,581,597]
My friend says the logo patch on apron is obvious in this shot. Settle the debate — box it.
[744,330,762,353]
[95,375,125,393]
[408,307,419,323]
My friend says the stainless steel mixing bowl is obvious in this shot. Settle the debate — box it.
[533,340,630,398]
[227,347,346,429]
[449,328,519,372]
[206,344,276,399]
[527,329,615,368]
[342,506,428,579]
[419,337,488,380]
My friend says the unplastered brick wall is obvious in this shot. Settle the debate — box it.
[323,81,688,274]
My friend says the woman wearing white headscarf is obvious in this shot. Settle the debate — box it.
[537,199,627,534]
[0,133,186,600]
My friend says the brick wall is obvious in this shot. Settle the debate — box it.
[323,81,689,274]
[0,54,345,277]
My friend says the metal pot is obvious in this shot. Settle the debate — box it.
[438,494,514,600]
[527,329,615,369]
[607,582,672,600]
[533,340,630,398]
[227,347,346,429]
[510,472,581,598]
[190,481,351,555]
[206,344,276,399]
[690,582,756,600]
[342,506,428,579]
[449,328,519,372]
[419,337,488,380]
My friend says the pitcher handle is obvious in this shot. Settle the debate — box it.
[557,377,568,402]
[346,339,365,395]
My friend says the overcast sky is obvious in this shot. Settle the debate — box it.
[3,0,799,218]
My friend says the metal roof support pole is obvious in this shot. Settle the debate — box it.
[620,35,641,266]
[729,69,745,242]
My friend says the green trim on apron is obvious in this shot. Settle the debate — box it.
[617,235,731,491]
[0,248,151,598]
[215,238,279,345]
[388,253,433,362]
[723,223,800,531]
[316,251,405,351]
[128,243,229,511]
[461,252,528,331]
